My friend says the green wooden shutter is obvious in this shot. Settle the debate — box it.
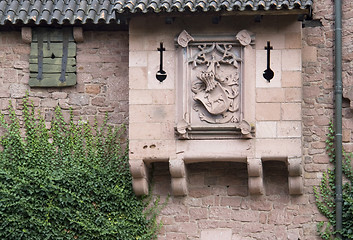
[29,27,76,87]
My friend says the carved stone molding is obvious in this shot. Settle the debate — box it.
[130,160,149,196]
[175,30,255,140]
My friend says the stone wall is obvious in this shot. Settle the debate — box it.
[154,161,317,240]
[301,0,353,238]
[128,14,320,239]
[0,29,129,128]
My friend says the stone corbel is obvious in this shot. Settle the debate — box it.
[287,157,303,195]
[130,160,149,196]
[169,155,188,196]
[21,27,32,44]
[73,27,84,43]
[247,158,264,194]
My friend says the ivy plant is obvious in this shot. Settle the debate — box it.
[314,122,353,239]
[0,96,161,240]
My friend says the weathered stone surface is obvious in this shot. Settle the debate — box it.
[0,30,129,140]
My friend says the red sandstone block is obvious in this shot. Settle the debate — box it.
[165,233,187,240]
[161,204,188,216]
[220,197,242,208]
[76,54,102,63]
[81,106,97,115]
[249,200,272,211]
[100,56,121,63]
[98,107,114,112]
[77,73,93,83]
[13,45,31,55]
[208,207,232,220]
[281,103,301,120]
[241,223,264,233]
[256,88,285,103]
[3,69,17,83]
[159,216,174,225]
[14,61,29,70]
[292,215,313,225]
[303,85,320,98]
[58,99,70,110]
[256,103,281,121]
[227,185,248,197]
[41,99,58,108]
[68,93,89,106]
[165,224,179,233]
[313,115,330,126]
[51,92,68,99]
[174,215,189,222]
[75,83,85,93]
[188,187,212,198]
[268,209,293,225]
[178,222,198,237]
[188,174,204,186]
[201,196,215,206]
[285,88,302,102]
[311,141,326,149]
[85,84,101,94]
[91,97,106,106]
[259,212,267,224]
[197,220,222,229]
[189,208,208,220]
[232,210,260,222]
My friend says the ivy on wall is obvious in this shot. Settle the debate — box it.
[314,123,353,239]
[0,96,160,240]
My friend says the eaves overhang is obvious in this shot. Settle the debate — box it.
[0,0,312,27]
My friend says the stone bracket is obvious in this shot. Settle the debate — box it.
[21,27,32,43]
[247,158,264,195]
[21,27,85,44]
[129,156,303,196]
[73,27,84,43]
[130,160,149,196]
[287,157,303,195]
[169,155,188,196]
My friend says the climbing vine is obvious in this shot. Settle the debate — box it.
[314,122,353,239]
[0,96,161,240]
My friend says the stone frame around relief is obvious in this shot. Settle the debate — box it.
[175,30,256,140]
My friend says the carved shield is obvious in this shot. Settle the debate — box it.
[194,83,230,115]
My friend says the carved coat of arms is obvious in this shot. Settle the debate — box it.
[190,43,241,124]
[176,30,253,139]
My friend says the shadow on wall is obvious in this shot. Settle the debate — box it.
[151,161,289,197]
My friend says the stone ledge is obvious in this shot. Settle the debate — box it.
[130,155,303,196]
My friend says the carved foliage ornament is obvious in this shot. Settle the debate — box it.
[176,30,253,139]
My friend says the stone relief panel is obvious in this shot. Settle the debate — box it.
[175,30,255,139]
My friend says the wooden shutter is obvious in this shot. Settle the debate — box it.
[29,27,76,87]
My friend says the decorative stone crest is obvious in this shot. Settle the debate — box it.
[177,30,194,48]
[190,43,241,125]
[175,30,254,139]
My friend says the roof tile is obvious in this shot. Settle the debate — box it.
[0,0,312,26]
